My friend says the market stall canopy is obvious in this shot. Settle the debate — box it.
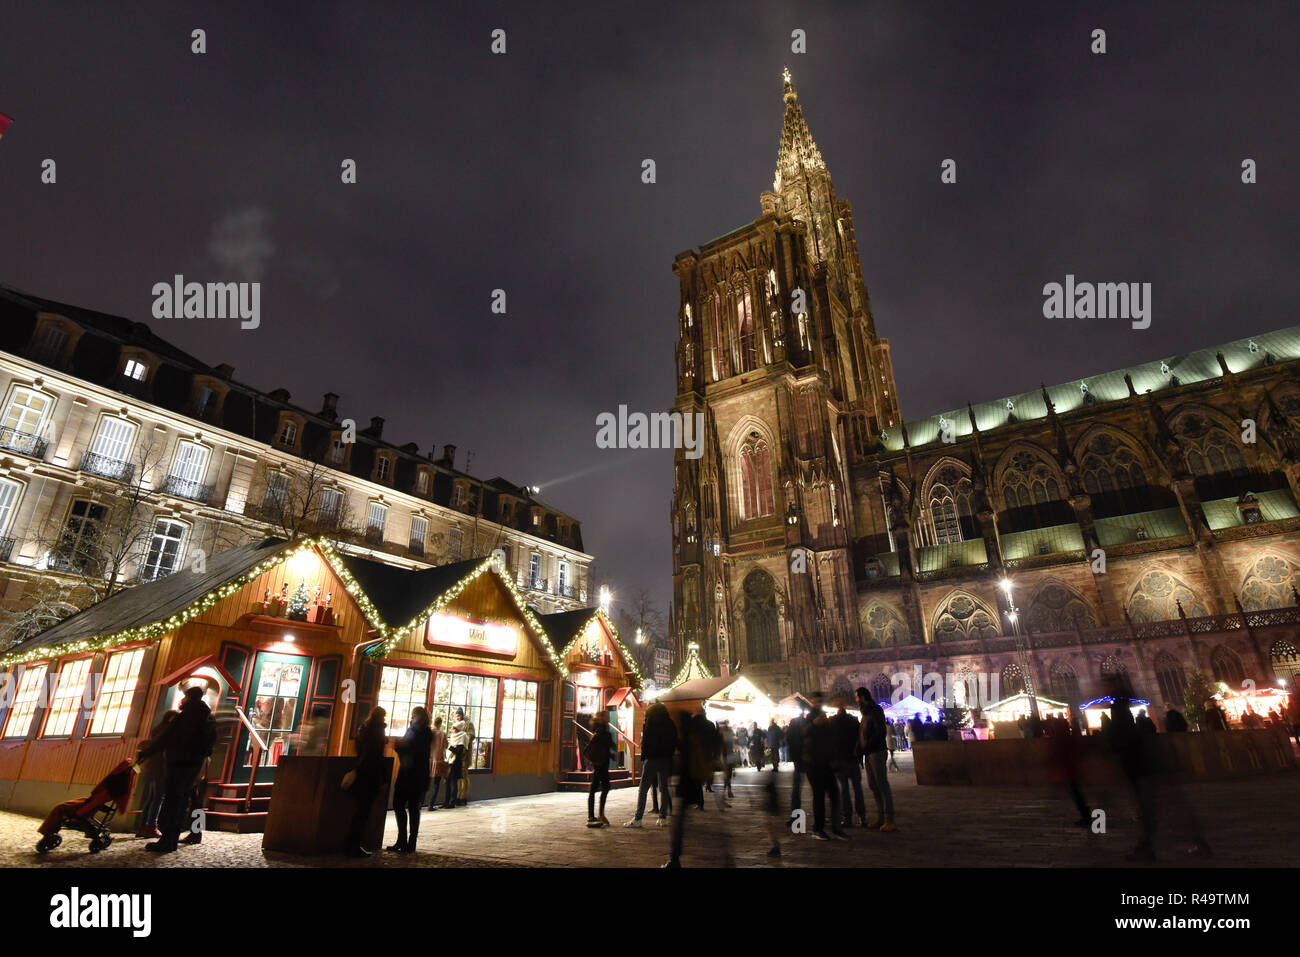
[776,692,813,716]
[667,642,713,688]
[657,674,775,709]
[883,695,940,721]
[982,692,1070,719]
[536,607,643,687]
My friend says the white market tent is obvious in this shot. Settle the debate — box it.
[883,695,940,721]
[981,691,1070,723]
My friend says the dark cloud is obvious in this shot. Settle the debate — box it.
[1,1,1295,620]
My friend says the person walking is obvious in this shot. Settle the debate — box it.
[804,692,846,842]
[585,712,615,827]
[625,702,677,827]
[426,715,450,810]
[748,720,765,772]
[737,722,751,768]
[830,699,866,827]
[884,720,900,771]
[767,718,783,771]
[345,706,388,857]
[720,720,738,798]
[389,706,432,853]
[1163,706,1188,733]
[140,687,216,854]
[856,688,896,831]
[665,711,734,867]
[787,713,806,813]
[134,711,176,839]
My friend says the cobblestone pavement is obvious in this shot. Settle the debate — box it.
[4,753,1299,868]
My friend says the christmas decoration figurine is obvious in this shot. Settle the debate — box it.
[288,581,311,621]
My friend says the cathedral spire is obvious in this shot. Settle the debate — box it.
[774,66,825,192]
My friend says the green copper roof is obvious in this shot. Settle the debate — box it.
[1000,523,1086,561]
[1202,490,1300,530]
[1094,508,1189,546]
[880,325,1300,452]
[914,538,988,572]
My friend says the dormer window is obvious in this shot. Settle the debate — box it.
[415,470,429,494]
[123,359,148,381]
[375,456,392,482]
[279,421,298,446]
[453,484,465,509]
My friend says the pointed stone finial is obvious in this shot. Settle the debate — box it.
[782,65,795,100]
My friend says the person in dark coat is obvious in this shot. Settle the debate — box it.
[748,720,765,771]
[767,719,784,770]
[134,711,176,838]
[786,714,806,812]
[803,692,846,841]
[585,712,615,827]
[1164,707,1189,733]
[389,707,432,853]
[141,687,216,854]
[830,700,866,827]
[625,702,677,826]
[736,723,751,767]
[665,711,734,867]
[856,688,895,830]
[346,706,388,857]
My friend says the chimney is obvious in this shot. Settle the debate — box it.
[366,416,384,438]
[320,393,339,420]
[441,444,457,468]
[214,363,235,379]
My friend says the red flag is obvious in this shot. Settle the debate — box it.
[0,112,12,139]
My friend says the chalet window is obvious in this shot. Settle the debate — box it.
[500,679,539,740]
[278,421,298,447]
[2,664,48,738]
[448,527,464,561]
[88,648,146,735]
[123,359,148,381]
[409,515,428,554]
[431,671,498,770]
[41,657,94,737]
[140,519,186,581]
[377,665,430,738]
[1,386,51,455]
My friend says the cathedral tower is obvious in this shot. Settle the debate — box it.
[669,70,900,695]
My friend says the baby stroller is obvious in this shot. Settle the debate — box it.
[35,760,137,854]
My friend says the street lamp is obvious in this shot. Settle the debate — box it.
[635,627,644,645]
[1001,578,1041,723]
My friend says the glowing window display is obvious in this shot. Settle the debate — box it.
[431,671,498,770]
[2,663,48,738]
[500,678,538,740]
[41,657,94,737]
[87,648,145,735]
[424,613,519,657]
[378,665,431,737]
[245,657,305,767]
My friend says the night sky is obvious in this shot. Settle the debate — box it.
[2,1,1296,621]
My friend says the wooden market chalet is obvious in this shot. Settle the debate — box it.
[0,537,644,831]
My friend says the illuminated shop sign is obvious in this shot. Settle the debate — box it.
[424,613,519,657]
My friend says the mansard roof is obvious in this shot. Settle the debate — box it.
[882,324,1300,453]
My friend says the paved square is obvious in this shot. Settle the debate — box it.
[4,755,1298,868]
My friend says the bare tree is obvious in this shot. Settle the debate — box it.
[249,460,360,542]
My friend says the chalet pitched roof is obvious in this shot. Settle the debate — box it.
[535,607,644,687]
[0,538,293,660]
[333,553,484,631]
[657,676,738,703]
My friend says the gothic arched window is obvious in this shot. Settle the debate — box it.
[1049,661,1080,702]
[927,465,975,545]
[1270,640,1300,684]
[731,280,757,374]
[870,673,893,705]
[932,591,1000,641]
[1000,449,1073,531]
[861,602,910,647]
[1127,568,1209,623]
[1001,662,1026,696]
[738,433,775,520]
[1174,411,1255,501]
[1240,553,1300,611]
[1025,581,1098,634]
[743,570,780,663]
[1210,645,1244,688]
[1078,430,1152,516]
[1154,652,1187,709]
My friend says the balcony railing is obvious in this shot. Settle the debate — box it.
[522,575,548,593]
[161,474,212,503]
[0,536,15,563]
[0,427,48,459]
[556,583,576,598]
[364,526,386,546]
[78,452,135,482]
[408,540,425,556]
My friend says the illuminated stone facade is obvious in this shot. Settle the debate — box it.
[670,72,1300,704]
